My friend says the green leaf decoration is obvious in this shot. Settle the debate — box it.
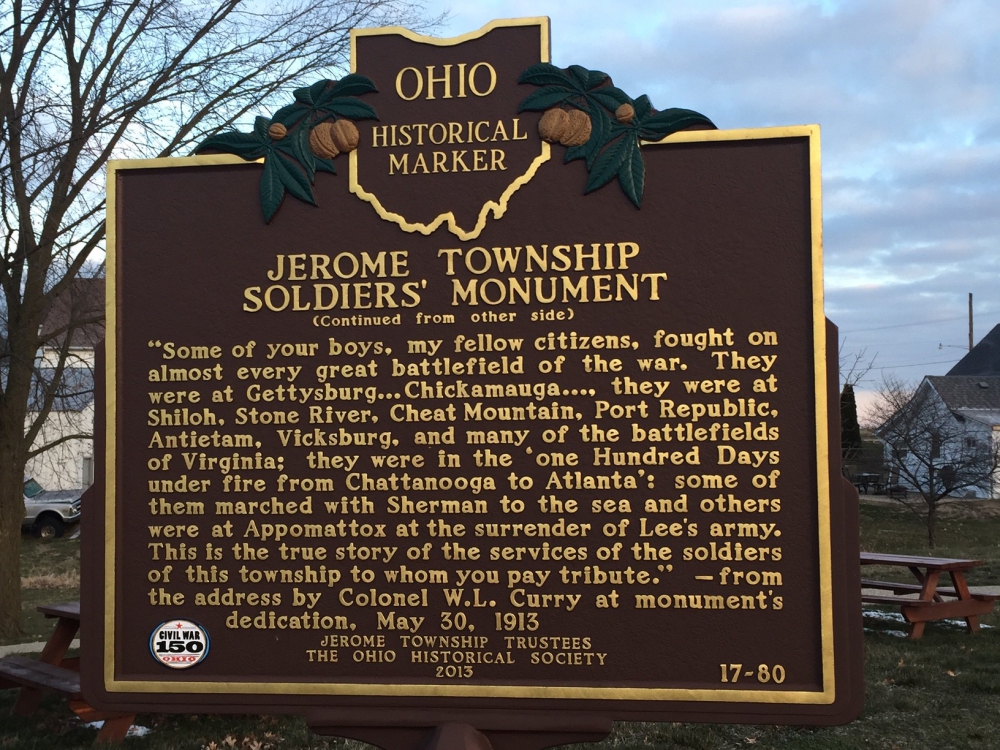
[307,79,333,103]
[617,137,645,208]
[293,79,328,106]
[320,99,378,121]
[633,95,654,120]
[588,88,630,112]
[195,76,378,223]
[252,116,271,139]
[638,107,716,140]
[273,152,315,206]
[517,64,619,111]
[566,65,609,91]
[297,75,380,109]
[518,63,575,87]
[281,127,316,182]
[197,131,268,160]
[563,99,612,170]
[562,143,587,165]
[518,86,575,112]
[315,157,337,175]
[271,103,310,128]
[328,75,379,98]
[518,63,715,207]
[586,135,632,194]
[259,158,285,223]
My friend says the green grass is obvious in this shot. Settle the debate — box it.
[3,501,1000,748]
[1,534,81,647]
[0,703,371,750]
[861,498,1000,590]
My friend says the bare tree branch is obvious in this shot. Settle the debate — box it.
[0,0,442,638]
[839,338,876,389]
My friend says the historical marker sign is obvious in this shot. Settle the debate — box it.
[83,17,862,732]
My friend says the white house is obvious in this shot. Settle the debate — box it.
[24,278,104,490]
[878,375,1000,500]
[877,325,1000,500]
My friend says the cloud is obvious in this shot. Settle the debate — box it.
[425,1,1000,382]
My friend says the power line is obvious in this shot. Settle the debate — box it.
[842,316,966,334]
[869,358,957,371]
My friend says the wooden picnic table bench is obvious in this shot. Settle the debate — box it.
[0,601,135,743]
[860,552,998,639]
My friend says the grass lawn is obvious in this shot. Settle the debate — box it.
[1,533,81,647]
[3,500,1000,749]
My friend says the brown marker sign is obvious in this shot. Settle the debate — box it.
[83,17,862,737]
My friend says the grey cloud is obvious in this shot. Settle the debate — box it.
[427,1,1000,383]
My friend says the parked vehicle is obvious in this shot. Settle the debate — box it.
[21,478,82,538]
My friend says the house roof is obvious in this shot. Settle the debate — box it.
[947,324,1000,376]
[927,376,1000,409]
[38,278,105,349]
[953,409,1000,428]
[927,375,1000,428]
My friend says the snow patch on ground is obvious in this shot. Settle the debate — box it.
[84,721,152,738]
[863,606,993,633]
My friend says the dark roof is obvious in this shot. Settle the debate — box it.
[876,376,1000,437]
[27,367,95,412]
[927,375,1000,410]
[947,324,1000,376]
[39,278,105,349]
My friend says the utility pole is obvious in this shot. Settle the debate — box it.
[969,292,974,352]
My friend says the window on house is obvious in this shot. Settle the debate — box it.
[82,456,94,488]
[965,437,979,449]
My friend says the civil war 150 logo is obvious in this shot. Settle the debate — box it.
[149,620,210,669]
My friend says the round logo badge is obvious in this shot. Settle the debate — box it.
[149,619,210,669]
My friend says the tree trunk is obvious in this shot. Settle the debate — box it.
[0,459,26,639]
[0,296,43,639]
[926,501,937,548]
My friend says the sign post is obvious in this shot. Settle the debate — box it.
[82,17,862,748]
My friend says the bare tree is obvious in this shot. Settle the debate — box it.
[839,340,876,389]
[871,375,1000,546]
[0,0,439,638]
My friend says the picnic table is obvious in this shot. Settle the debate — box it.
[0,601,135,743]
[861,552,998,639]
[853,473,883,494]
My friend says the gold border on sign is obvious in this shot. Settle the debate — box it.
[104,160,117,691]
[348,18,552,241]
[104,126,833,703]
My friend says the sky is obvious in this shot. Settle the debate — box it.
[421,0,1000,418]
